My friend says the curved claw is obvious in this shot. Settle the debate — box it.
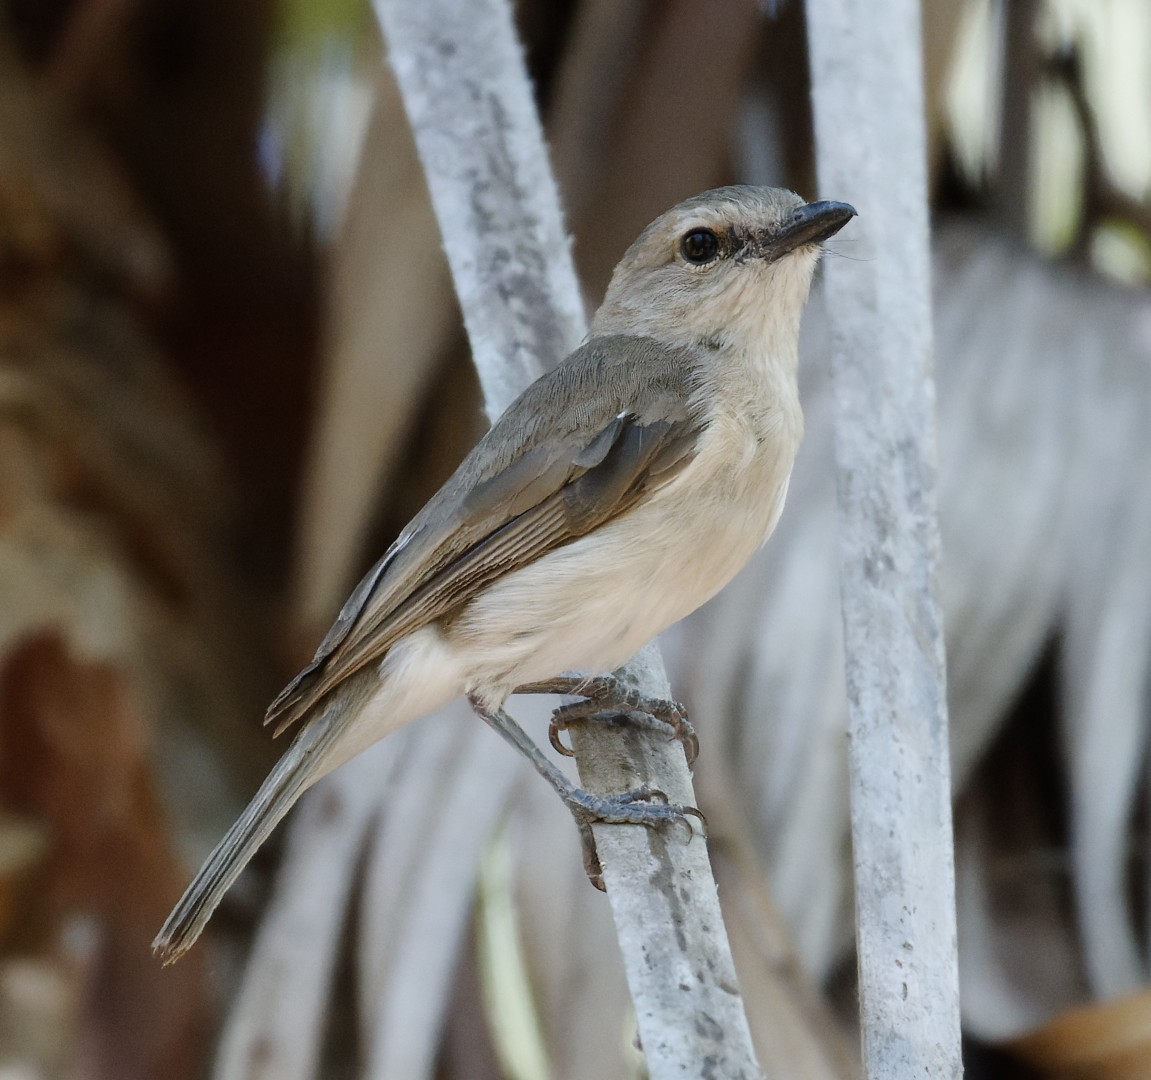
[548,719,577,757]
[668,724,700,767]
[617,785,669,806]
[681,805,707,827]
[576,820,607,891]
[653,700,699,766]
[675,805,707,841]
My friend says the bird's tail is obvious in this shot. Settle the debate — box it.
[152,698,349,965]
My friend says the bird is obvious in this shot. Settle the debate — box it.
[153,185,855,963]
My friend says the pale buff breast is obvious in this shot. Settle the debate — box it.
[448,393,803,700]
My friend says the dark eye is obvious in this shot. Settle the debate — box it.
[680,228,720,265]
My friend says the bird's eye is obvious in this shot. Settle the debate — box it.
[680,228,720,265]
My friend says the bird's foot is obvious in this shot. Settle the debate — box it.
[516,673,698,765]
[468,696,704,891]
[564,785,706,890]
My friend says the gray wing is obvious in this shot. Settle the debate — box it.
[265,335,706,735]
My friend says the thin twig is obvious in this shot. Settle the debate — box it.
[806,0,963,1076]
[371,0,763,1075]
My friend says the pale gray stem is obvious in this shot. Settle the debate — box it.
[807,1,963,1077]
[371,0,763,1076]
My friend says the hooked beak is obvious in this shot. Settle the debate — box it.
[764,200,857,259]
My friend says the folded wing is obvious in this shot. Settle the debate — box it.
[265,336,707,735]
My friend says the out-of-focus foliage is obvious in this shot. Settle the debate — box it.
[264,0,374,237]
[0,29,257,1079]
[947,0,1151,279]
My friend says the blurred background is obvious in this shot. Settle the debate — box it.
[0,0,1148,1077]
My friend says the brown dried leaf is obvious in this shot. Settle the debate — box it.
[0,634,210,1080]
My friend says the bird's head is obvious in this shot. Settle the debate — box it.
[591,186,855,359]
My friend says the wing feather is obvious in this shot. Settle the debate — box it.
[266,336,706,734]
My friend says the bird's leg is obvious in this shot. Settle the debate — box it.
[514,673,699,766]
[467,695,703,890]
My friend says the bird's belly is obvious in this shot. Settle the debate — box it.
[449,447,793,700]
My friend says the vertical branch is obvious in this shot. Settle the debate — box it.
[806,1,963,1077]
[370,1,763,1076]
[371,0,583,416]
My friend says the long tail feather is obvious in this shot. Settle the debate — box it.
[153,701,348,965]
